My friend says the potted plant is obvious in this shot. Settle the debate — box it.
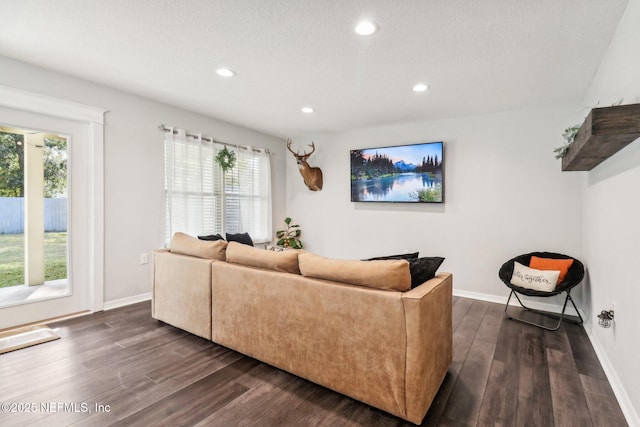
[275,217,303,249]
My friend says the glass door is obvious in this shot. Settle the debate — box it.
[0,127,69,306]
[0,106,93,328]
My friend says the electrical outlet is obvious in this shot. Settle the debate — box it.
[140,253,149,265]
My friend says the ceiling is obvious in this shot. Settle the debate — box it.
[0,0,629,138]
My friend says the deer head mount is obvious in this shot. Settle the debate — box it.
[287,140,323,191]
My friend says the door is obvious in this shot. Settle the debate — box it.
[0,106,96,328]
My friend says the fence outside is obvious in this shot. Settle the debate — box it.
[0,197,67,234]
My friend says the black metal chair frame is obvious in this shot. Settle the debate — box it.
[499,252,585,331]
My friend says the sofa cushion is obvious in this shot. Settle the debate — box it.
[226,232,254,246]
[365,252,419,261]
[198,233,224,241]
[226,241,300,274]
[298,253,411,292]
[510,261,559,292]
[170,232,227,260]
[529,256,574,284]
[409,257,445,288]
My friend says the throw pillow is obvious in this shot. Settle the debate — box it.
[298,253,411,292]
[408,257,445,288]
[226,232,254,246]
[226,241,300,274]
[510,261,560,292]
[365,252,419,261]
[198,234,224,241]
[529,256,574,284]
[170,232,227,260]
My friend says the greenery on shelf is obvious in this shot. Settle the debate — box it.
[275,217,303,249]
[554,125,580,159]
[555,100,624,159]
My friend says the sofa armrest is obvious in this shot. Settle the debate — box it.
[401,272,453,424]
[152,250,214,340]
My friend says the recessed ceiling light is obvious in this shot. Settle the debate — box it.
[301,107,315,113]
[216,68,235,77]
[355,21,378,36]
[412,83,429,92]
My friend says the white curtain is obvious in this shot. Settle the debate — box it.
[164,128,272,245]
[224,145,272,242]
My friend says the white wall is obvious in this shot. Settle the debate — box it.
[581,0,640,424]
[0,55,287,305]
[287,104,584,305]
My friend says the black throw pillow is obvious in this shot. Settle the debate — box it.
[364,252,419,261]
[409,257,445,288]
[226,232,254,246]
[198,234,224,241]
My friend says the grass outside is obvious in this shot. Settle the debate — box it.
[0,232,67,288]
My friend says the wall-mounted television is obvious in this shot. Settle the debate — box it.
[350,141,444,203]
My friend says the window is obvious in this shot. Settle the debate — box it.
[164,129,272,245]
[0,127,68,293]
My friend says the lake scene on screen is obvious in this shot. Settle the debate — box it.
[350,142,443,203]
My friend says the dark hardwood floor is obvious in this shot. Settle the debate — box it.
[0,297,627,426]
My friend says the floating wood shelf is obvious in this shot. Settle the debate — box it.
[562,103,640,171]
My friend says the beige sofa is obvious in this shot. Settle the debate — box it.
[152,235,452,424]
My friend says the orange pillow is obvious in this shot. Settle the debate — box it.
[529,256,574,284]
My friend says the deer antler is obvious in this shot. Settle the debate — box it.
[286,139,298,155]
[303,142,316,157]
[286,140,316,159]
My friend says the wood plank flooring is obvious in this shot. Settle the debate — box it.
[0,297,628,426]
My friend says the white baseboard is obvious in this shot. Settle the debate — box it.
[455,288,638,427]
[584,324,640,427]
[102,292,151,311]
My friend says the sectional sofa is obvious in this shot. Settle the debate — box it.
[152,233,453,424]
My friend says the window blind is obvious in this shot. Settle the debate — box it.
[164,128,271,245]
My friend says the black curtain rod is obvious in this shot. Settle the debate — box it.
[159,125,271,155]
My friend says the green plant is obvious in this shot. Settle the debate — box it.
[555,100,625,159]
[275,217,303,249]
[554,125,580,159]
[215,146,236,172]
[0,132,68,197]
